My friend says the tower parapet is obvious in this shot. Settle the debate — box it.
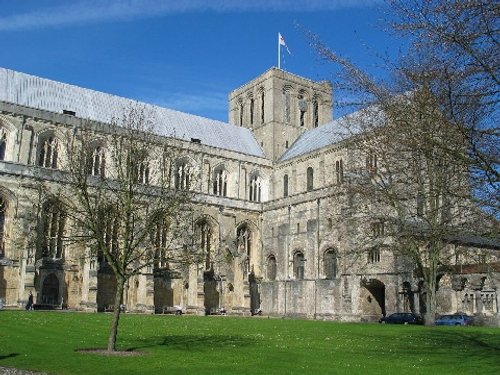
[228,68,333,161]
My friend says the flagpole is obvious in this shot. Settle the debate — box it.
[278,33,281,69]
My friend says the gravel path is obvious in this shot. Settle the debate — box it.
[0,367,48,375]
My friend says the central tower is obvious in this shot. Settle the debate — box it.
[228,68,333,160]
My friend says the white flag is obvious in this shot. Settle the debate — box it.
[279,32,291,55]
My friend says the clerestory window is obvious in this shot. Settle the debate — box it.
[38,136,59,169]
[213,167,228,197]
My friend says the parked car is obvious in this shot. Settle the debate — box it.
[379,312,423,325]
[435,314,473,326]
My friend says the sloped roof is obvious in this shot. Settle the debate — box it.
[0,68,265,158]
[279,113,364,162]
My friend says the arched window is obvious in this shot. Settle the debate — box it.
[213,167,228,197]
[335,159,343,184]
[283,88,291,124]
[249,174,262,202]
[306,167,314,191]
[0,196,6,257]
[175,160,192,190]
[260,89,265,124]
[239,101,244,126]
[298,93,307,127]
[41,201,66,259]
[90,145,106,177]
[283,174,289,197]
[267,255,277,281]
[313,99,319,128]
[0,127,7,161]
[237,225,252,275]
[196,220,213,270]
[135,161,150,185]
[250,97,255,125]
[293,251,305,280]
[324,249,337,279]
[151,212,170,269]
[98,205,120,263]
[38,136,59,169]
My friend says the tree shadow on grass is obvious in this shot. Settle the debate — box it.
[0,353,20,361]
[127,334,258,352]
[363,328,500,359]
[422,329,500,352]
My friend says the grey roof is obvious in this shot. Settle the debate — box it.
[0,68,265,158]
[279,115,357,162]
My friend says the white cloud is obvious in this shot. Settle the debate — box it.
[0,0,381,31]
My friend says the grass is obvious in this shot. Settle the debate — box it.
[0,311,499,375]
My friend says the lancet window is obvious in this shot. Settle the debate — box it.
[90,145,106,177]
[249,174,262,202]
[197,220,213,270]
[267,255,277,281]
[293,251,305,280]
[41,201,66,259]
[175,160,192,190]
[38,136,59,169]
[213,167,228,197]
[323,249,337,279]
[237,225,252,274]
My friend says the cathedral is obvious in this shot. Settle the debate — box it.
[0,67,498,323]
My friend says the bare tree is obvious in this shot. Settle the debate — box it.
[387,0,499,217]
[306,1,499,322]
[36,105,195,351]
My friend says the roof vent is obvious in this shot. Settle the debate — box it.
[63,110,76,116]
[191,138,201,144]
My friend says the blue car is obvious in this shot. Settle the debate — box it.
[435,314,474,326]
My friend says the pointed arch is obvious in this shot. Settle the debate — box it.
[297,89,308,127]
[88,140,107,177]
[258,86,265,125]
[149,209,171,269]
[312,95,320,128]
[236,220,259,277]
[174,157,194,190]
[323,248,338,279]
[293,250,305,280]
[213,164,228,197]
[0,116,17,162]
[248,171,262,202]
[266,254,277,281]
[36,130,65,169]
[39,199,66,259]
[0,187,17,259]
[306,166,314,191]
[194,216,217,270]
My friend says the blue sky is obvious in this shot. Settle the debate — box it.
[0,0,402,122]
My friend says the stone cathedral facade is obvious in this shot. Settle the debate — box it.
[0,67,498,323]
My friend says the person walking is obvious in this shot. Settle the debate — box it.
[26,291,34,311]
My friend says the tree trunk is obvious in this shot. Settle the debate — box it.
[423,286,437,326]
[107,277,125,352]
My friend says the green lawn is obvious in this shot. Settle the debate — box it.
[0,311,499,375]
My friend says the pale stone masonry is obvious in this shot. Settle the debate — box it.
[0,67,498,323]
